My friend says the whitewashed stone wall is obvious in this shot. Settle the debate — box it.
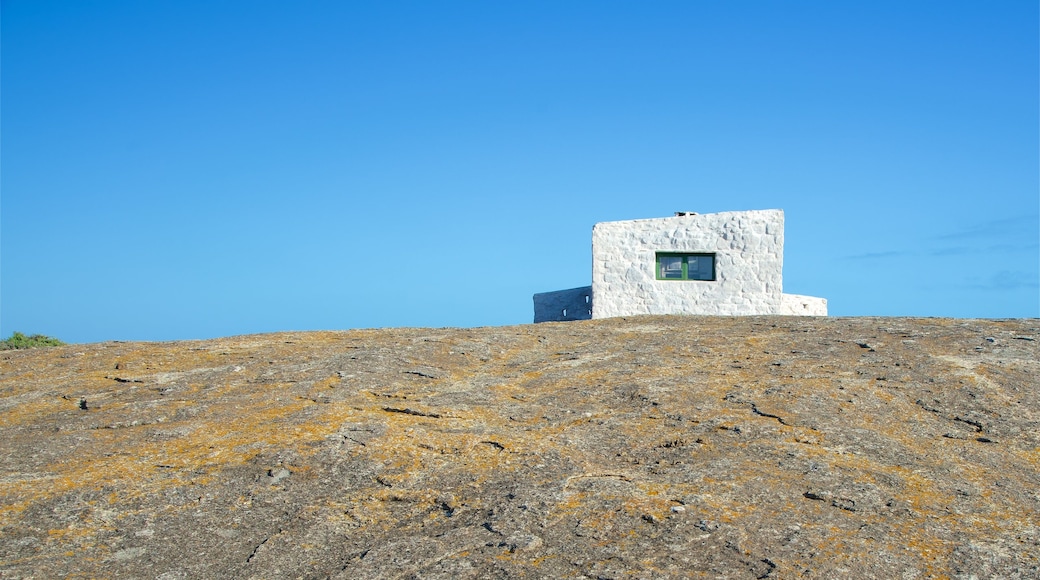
[780,294,828,316]
[534,209,827,322]
[592,209,821,317]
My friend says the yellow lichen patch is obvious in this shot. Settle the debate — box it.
[313,373,342,389]
[2,386,319,514]
[0,396,76,429]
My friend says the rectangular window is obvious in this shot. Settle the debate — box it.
[655,252,716,281]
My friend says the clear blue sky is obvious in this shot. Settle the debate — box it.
[3,1,1038,343]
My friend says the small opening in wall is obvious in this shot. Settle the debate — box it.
[655,252,716,281]
[562,309,567,317]
[585,295,590,304]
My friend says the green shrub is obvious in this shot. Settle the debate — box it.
[1,331,65,350]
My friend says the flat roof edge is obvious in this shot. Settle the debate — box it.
[593,209,784,227]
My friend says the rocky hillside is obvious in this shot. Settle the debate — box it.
[2,316,1038,578]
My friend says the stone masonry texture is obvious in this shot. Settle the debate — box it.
[591,209,826,318]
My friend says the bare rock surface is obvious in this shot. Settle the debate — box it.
[1,316,1038,578]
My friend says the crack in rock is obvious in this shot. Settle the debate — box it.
[750,404,789,426]
[382,406,443,418]
[954,416,984,432]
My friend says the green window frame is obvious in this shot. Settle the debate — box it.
[655,252,716,281]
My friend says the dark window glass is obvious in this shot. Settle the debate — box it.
[660,256,683,279]
[655,253,716,281]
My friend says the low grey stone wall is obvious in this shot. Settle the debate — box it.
[533,286,592,323]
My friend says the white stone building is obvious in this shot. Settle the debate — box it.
[533,209,826,322]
